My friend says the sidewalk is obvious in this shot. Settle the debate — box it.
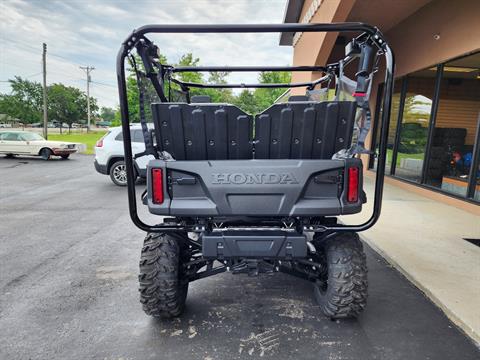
[342,174,480,345]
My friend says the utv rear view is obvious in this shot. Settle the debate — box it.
[116,23,394,319]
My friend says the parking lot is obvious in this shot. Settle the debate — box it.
[0,154,478,360]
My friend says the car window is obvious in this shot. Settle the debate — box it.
[115,130,145,143]
[3,132,20,141]
[19,132,44,141]
[133,130,145,143]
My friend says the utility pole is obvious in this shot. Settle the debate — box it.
[42,43,48,139]
[80,66,95,132]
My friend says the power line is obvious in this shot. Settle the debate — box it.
[90,80,116,88]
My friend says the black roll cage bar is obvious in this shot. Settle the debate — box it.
[116,23,395,234]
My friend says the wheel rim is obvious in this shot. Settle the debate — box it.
[113,164,127,184]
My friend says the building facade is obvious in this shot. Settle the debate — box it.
[281,0,480,211]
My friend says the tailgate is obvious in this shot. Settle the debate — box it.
[146,159,364,217]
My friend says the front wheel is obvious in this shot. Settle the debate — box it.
[313,232,368,319]
[40,148,52,160]
[61,154,70,160]
[139,232,189,318]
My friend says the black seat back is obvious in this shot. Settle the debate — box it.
[151,103,253,160]
[254,101,356,159]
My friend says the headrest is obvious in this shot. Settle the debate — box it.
[287,95,309,102]
[191,95,211,103]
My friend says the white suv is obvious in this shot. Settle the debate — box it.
[94,125,154,186]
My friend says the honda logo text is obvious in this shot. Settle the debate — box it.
[212,173,299,185]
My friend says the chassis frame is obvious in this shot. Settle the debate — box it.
[116,23,395,237]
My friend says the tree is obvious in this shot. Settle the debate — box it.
[233,90,257,114]
[233,71,292,113]
[122,53,292,118]
[48,83,98,132]
[0,76,43,124]
[253,71,291,111]
[100,106,116,122]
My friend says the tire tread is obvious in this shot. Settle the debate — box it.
[139,232,188,318]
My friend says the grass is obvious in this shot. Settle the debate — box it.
[48,131,107,154]
[387,149,425,166]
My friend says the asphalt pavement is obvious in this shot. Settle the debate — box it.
[0,154,478,360]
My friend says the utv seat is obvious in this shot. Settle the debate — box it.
[254,101,356,159]
[151,103,253,160]
[152,100,357,160]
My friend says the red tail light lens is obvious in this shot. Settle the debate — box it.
[347,167,359,203]
[95,138,103,147]
[152,168,164,204]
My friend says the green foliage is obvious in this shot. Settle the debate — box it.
[48,83,98,129]
[0,76,43,123]
[122,52,291,118]
[253,71,291,111]
[99,107,115,122]
[1,55,293,130]
[232,90,257,114]
[0,76,97,127]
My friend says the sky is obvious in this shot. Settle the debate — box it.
[0,0,292,109]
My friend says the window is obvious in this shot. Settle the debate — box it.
[394,73,435,182]
[133,130,145,143]
[115,129,146,143]
[385,80,403,174]
[3,132,20,141]
[370,51,480,203]
[426,54,480,197]
[19,133,44,141]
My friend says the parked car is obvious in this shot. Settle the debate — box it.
[0,123,12,128]
[0,131,77,159]
[93,125,153,186]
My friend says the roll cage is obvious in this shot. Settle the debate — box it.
[116,23,395,234]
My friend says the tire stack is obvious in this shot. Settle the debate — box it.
[428,128,467,181]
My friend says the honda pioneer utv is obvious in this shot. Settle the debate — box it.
[116,23,394,319]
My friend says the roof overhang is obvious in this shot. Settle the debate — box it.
[279,0,305,46]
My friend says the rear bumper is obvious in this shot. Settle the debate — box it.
[145,158,365,217]
[94,159,108,175]
[202,230,307,259]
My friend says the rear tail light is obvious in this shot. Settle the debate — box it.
[152,168,164,204]
[347,167,359,203]
[95,138,103,147]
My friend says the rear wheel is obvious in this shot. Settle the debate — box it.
[40,148,52,160]
[139,232,189,318]
[313,232,368,319]
[109,160,136,186]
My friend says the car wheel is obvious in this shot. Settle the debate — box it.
[40,148,52,160]
[5,154,15,158]
[109,160,136,186]
[61,154,70,160]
